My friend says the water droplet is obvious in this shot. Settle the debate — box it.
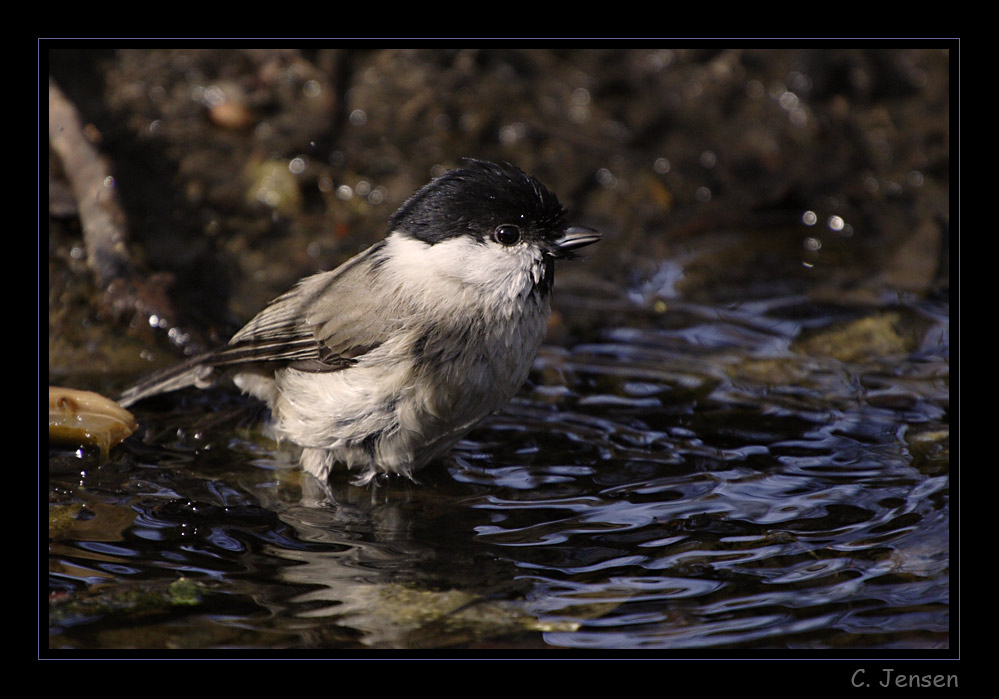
[303,80,321,98]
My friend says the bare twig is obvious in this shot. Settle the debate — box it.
[48,77,197,351]
[48,77,132,288]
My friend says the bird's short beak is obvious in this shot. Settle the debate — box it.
[554,226,601,257]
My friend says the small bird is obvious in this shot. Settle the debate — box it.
[118,160,600,484]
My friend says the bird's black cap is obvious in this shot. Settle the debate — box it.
[389,160,571,247]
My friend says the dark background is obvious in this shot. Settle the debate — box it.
[47,46,951,388]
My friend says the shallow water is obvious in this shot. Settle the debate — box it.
[47,288,949,651]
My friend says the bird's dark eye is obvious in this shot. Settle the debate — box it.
[494,224,521,245]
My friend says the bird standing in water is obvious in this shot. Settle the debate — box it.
[119,160,600,484]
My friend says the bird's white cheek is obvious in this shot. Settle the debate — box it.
[383,232,543,308]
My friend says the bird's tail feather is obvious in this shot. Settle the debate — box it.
[117,353,217,408]
[117,328,324,408]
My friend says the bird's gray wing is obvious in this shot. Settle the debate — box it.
[118,240,398,406]
[228,239,399,370]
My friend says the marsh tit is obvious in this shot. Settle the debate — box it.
[118,160,600,484]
